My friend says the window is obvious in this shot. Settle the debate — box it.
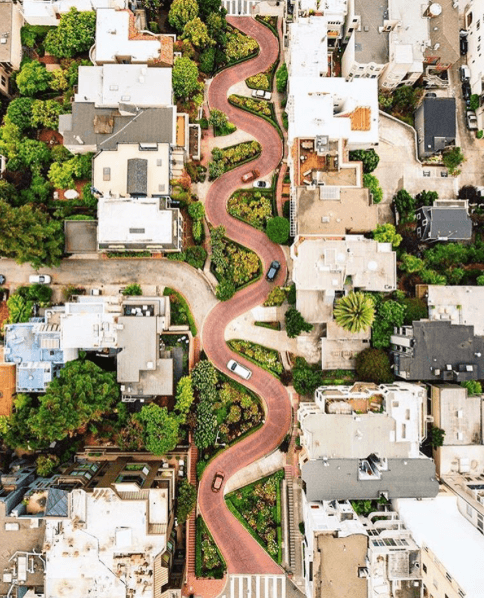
[433,579,438,589]
[445,573,452,583]
[477,20,481,30]
[466,503,472,517]
[458,590,466,598]
[103,167,111,181]
[0,75,5,86]
[423,563,427,574]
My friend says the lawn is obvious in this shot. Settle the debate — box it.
[225,470,284,563]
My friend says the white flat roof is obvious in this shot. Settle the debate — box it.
[428,285,484,336]
[288,77,379,147]
[388,0,429,63]
[395,494,484,597]
[95,9,161,63]
[98,197,174,245]
[289,18,328,77]
[75,64,172,107]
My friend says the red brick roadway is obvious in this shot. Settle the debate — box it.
[198,17,292,577]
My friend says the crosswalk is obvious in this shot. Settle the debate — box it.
[222,575,286,598]
[222,0,259,15]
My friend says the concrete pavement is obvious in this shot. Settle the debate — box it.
[0,257,218,332]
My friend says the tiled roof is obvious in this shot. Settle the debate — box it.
[350,107,371,131]
[0,363,15,417]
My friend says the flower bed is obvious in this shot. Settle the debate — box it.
[163,287,197,336]
[225,470,284,563]
[228,339,283,377]
[255,321,281,331]
[211,227,261,289]
[227,189,274,230]
[225,27,259,62]
[228,95,282,138]
[196,515,226,578]
[255,15,279,38]
[209,141,262,180]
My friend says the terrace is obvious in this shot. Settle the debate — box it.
[294,138,360,187]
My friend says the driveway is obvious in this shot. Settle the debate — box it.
[0,258,218,332]
[198,17,292,576]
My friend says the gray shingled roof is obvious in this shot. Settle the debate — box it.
[419,206,472,241]
[302,458,439,502]
[418,98,456,154]
[45,488,69,517]
[127,158,148,196]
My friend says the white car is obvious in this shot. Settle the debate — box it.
[252,89,272,101]
[29,274,52,284]
[227,359,252,380]
[467,111,478,131]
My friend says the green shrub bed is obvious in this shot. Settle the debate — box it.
[227,189,274,230]
[228,95,282,138]
[228,339,283,377]
[163,287,197,336]
[195,516,226,578]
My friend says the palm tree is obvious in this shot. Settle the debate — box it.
[334,291,375,334]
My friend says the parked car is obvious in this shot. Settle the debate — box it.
[460,35,468,55]
[241,169,260,183]
[252,89,272,100]
[211,472,225,492]
[466,111,478,130]
[266,260,281,282]
[425,92,437,98]
[253,180,269,188]
[462,81,471,100]
[460,65,471,81]
[0,274,5,285]
[227,359,252,380]
[29,274,51,284]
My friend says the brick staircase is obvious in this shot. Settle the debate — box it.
[284,465,296,571]
[186,438,198,578]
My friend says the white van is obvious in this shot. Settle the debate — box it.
[227,359,252,380]
[460,65,471,81]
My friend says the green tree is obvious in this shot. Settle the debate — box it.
[191,360,218,393]
[198,0,223,19]
[175,376,194,417]
[355,348,394,384]
[194,399,217,449]
[266,216,290,244]
[6,294,34,323]
[461,380,483,396]
[216,278,235,301]
[138,403,180,455]
[477,274,484,286]
[291,357,323,396]
[363,173,383,204]
[285,307,313,338]
[0,180,16,205]
[44,8,96,58]
[442,147,465,175]
[394,189,415,216]
[19,174,52,206]
[371,298,406,350]
[0,116,22,161]
[122,283,142,296]
[275,63,288,93]
[172,57,200,99]
[29,360,119,442]
[429,426,446,448]
[17,139,51,169]
[402,298,427,324]
[16,61,52,96]
[209,109,228,131]
[48,161,76,189]
[334,292,375,334]
[415,190,438,206]
[183,17,213,48]
[188,201,205,220]
[168,0,199,32]
[0,201,64,268]
[6,98,34,131]
[31,100,63,130]
[420,269,447,285]
[208,160,224,180]
[349,149,380,173]
[200,47,216,74]
[0,394,48,450]
[206,12,226,44]
[177,480,197,523]
[36,454,60,477]
[399,253,424,274]
[373,223,402,248]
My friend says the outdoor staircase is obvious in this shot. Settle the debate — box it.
[186,438,198,577]
[284,465,296,571]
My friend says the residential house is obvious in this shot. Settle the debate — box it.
[427,285,484,335]
[414,97,456,159]
[429,383,483,477]
[21,0,127,27]
[395,488,484,598]
[299,382,437,501]
[415,200,472,242]
[422,0,459,85]
[91,8,174,67]
[391,321,484,381]
[293,0,349,52]
[3,310,78,393]
[464,0,484,128]
[0,0,23,98]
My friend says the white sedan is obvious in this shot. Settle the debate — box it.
[252,89,272,100]
[29,274,52,284]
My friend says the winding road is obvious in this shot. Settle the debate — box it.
[199,18,293,575]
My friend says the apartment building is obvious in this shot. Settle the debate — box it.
[465,0,484,128]
[21,0,126,26]
[0,0,23,98]
[427,286,484,335]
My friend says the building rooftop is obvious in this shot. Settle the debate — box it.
[291,235,397,293]
[388,0,429,65]
[289,17,328,77]
[296,185,378,236]
[428,285,484,336]
[392,320,484,381]
[354,0,389,65]
[395,493,484,598]
[302,458,439,501]
[93,9,173,66]
[0,360,16,417]
[93,142,171,197]
[416,97,456,154]
[287,77,379,148]
[430,383,481,446]
[417,200,472,241]
[424,0,459,68]
[313,532,368,598]
[0,1,23,69]
[59,103,175,153]
[64,220,98,254]
[75,64,173,108]
[97,196,182,252]
[22,0,126,26]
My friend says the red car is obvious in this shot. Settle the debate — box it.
[241,169,260,183]
[211,472,225,492]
